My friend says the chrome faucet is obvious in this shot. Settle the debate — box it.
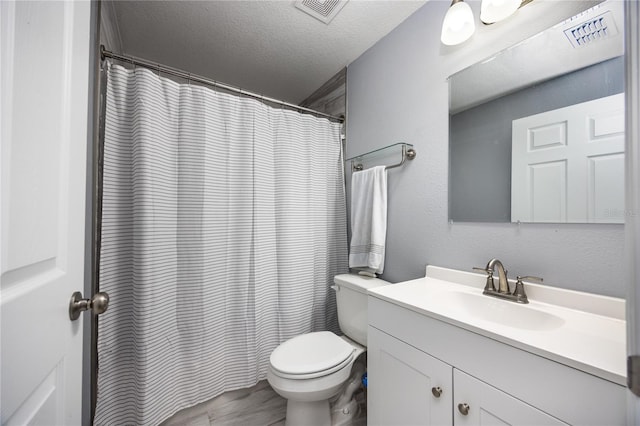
[473,258,508,294]
[473,259,543,304]
[487,258,509,293]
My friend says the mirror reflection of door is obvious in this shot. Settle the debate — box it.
[511,94,625,223]
[448,0,625,224]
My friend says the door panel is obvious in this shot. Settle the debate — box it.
[589,153,624,221]
[511,93,625,223]
[453,369,567,426]
[368,326,452,426]
[529,160,567,222]
[1,1,91,424]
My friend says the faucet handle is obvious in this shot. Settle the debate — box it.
[517,275,543,284]
[473,267,495,292]
[512,275,542,304]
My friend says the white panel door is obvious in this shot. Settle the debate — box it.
[367,326,452,426]
[453,369,567,425]
[511,93,625,223]
[1,1,91,424]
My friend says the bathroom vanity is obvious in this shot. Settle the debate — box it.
[367,266,627,425]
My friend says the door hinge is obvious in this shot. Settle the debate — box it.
[629,355,640,397]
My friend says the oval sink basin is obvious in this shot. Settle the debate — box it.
[443,291,565,331]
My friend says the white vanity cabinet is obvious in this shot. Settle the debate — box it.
[367,293,626,426]
[368,326,566,426]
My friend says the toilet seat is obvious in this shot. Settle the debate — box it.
[270,331,355,379]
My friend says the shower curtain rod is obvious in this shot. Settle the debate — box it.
[100,45,344,123]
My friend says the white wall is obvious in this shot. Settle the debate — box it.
[346,0,625,297]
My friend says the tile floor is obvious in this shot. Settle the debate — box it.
[162,379,367,426]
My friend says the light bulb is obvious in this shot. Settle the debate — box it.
[440,0,476,46]
[480,0,521,24]
[441,0,476,46]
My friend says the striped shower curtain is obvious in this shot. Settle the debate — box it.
[95,63,348,425]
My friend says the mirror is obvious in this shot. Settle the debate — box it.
[448,1,625,224]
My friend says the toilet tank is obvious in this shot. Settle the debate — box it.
[334,274,390,346]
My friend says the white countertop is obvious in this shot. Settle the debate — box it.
[368,265,627,386]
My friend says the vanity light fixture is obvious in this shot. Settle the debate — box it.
[440,0,476,46]
[480,0,521,24]
[441,0,533,46]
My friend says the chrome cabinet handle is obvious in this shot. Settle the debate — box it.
[458,402,470,415]
[431,386,442,398]
[69,291,109,321]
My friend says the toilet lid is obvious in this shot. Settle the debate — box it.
[270,331,355,375]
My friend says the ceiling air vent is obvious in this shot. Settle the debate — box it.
[563,11,618,48]
[295,0,348,24]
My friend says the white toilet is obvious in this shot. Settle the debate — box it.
[267,274,390,426]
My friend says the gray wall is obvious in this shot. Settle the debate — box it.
[346,0,625,298]
[100,1,123,53]
[449,57,625,222]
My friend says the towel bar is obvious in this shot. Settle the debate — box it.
[346,142,416,172]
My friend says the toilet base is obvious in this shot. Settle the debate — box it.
[285,399,330,426]
[331,397,360,426]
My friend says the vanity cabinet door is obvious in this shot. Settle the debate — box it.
[453,369,568,425]
[368,326,453,426]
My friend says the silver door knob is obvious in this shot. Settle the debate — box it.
[69,291,109,321]
[431,386,443,398]
[458,402,470,415]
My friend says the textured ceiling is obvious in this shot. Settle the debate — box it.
[112,0,427,105]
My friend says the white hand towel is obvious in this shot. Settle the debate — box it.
[349,166,387,274]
